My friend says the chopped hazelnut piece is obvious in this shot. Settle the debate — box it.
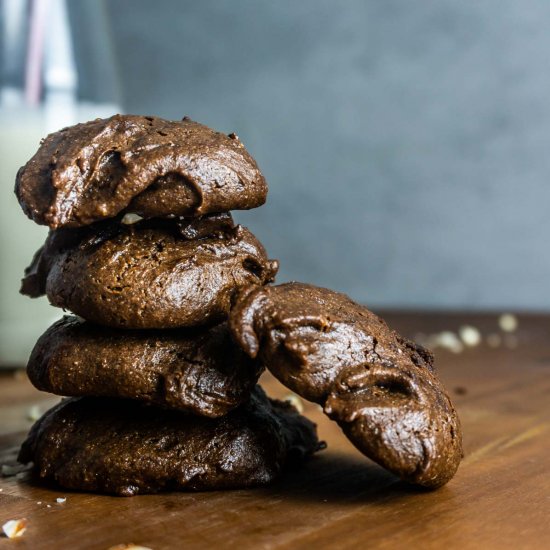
[284,394,304,413]
[499,313,518,332]
[27,405,41,421]
[433,331,464,354]
[121,213,143,225]
[2,518,27,538]
[459,325,481,347]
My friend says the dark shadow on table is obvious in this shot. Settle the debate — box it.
[264,451,428,506]
[5,439,431,508]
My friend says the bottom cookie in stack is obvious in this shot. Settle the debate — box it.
[18,387,320,496]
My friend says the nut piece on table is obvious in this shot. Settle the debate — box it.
[2,518,28,538]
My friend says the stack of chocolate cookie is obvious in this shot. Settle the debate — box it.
[14,115,320,495]
[16,114,463,496]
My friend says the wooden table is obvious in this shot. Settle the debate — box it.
[1,313,548,549]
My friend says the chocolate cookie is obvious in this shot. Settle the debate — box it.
[15,115,267,228]
[21,214,278,329]
[230,283,462,488]
[27,316,263,417]
[18,387,320,496]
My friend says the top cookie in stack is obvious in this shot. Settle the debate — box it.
[16,115,267,228]
[15,115,321,495]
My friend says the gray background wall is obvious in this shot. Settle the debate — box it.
[81,1,550,309]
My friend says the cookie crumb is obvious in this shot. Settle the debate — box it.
[459,326,481,347]
[2,518,27,538]
[499,313,518,333]
[284,394,304,413]
[26,405,41,421]
[121,213,143,225]
[433,331,464,353]
[454,386,468,396]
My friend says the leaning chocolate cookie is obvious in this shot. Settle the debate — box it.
[27,316,263,417]
[18,387,321,496]
[15,115,267,228]
[21,214,278,329]
[230,282,462,488]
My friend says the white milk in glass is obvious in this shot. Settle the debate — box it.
[0,102,118,366]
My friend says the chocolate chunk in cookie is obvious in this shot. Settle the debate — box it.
[21,214,278,329]
[16,115,267,228]
[18,387,321,496]
[27,316,263,417]
[230,282,462,488]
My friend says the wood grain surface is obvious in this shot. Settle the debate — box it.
[0,312,548,550]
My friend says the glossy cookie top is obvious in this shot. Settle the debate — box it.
[15,115,267,228]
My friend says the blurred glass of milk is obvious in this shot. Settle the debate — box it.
[0,0,120,366]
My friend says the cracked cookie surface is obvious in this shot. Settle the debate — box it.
[15,115,267,228]
[230,282,462,488]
